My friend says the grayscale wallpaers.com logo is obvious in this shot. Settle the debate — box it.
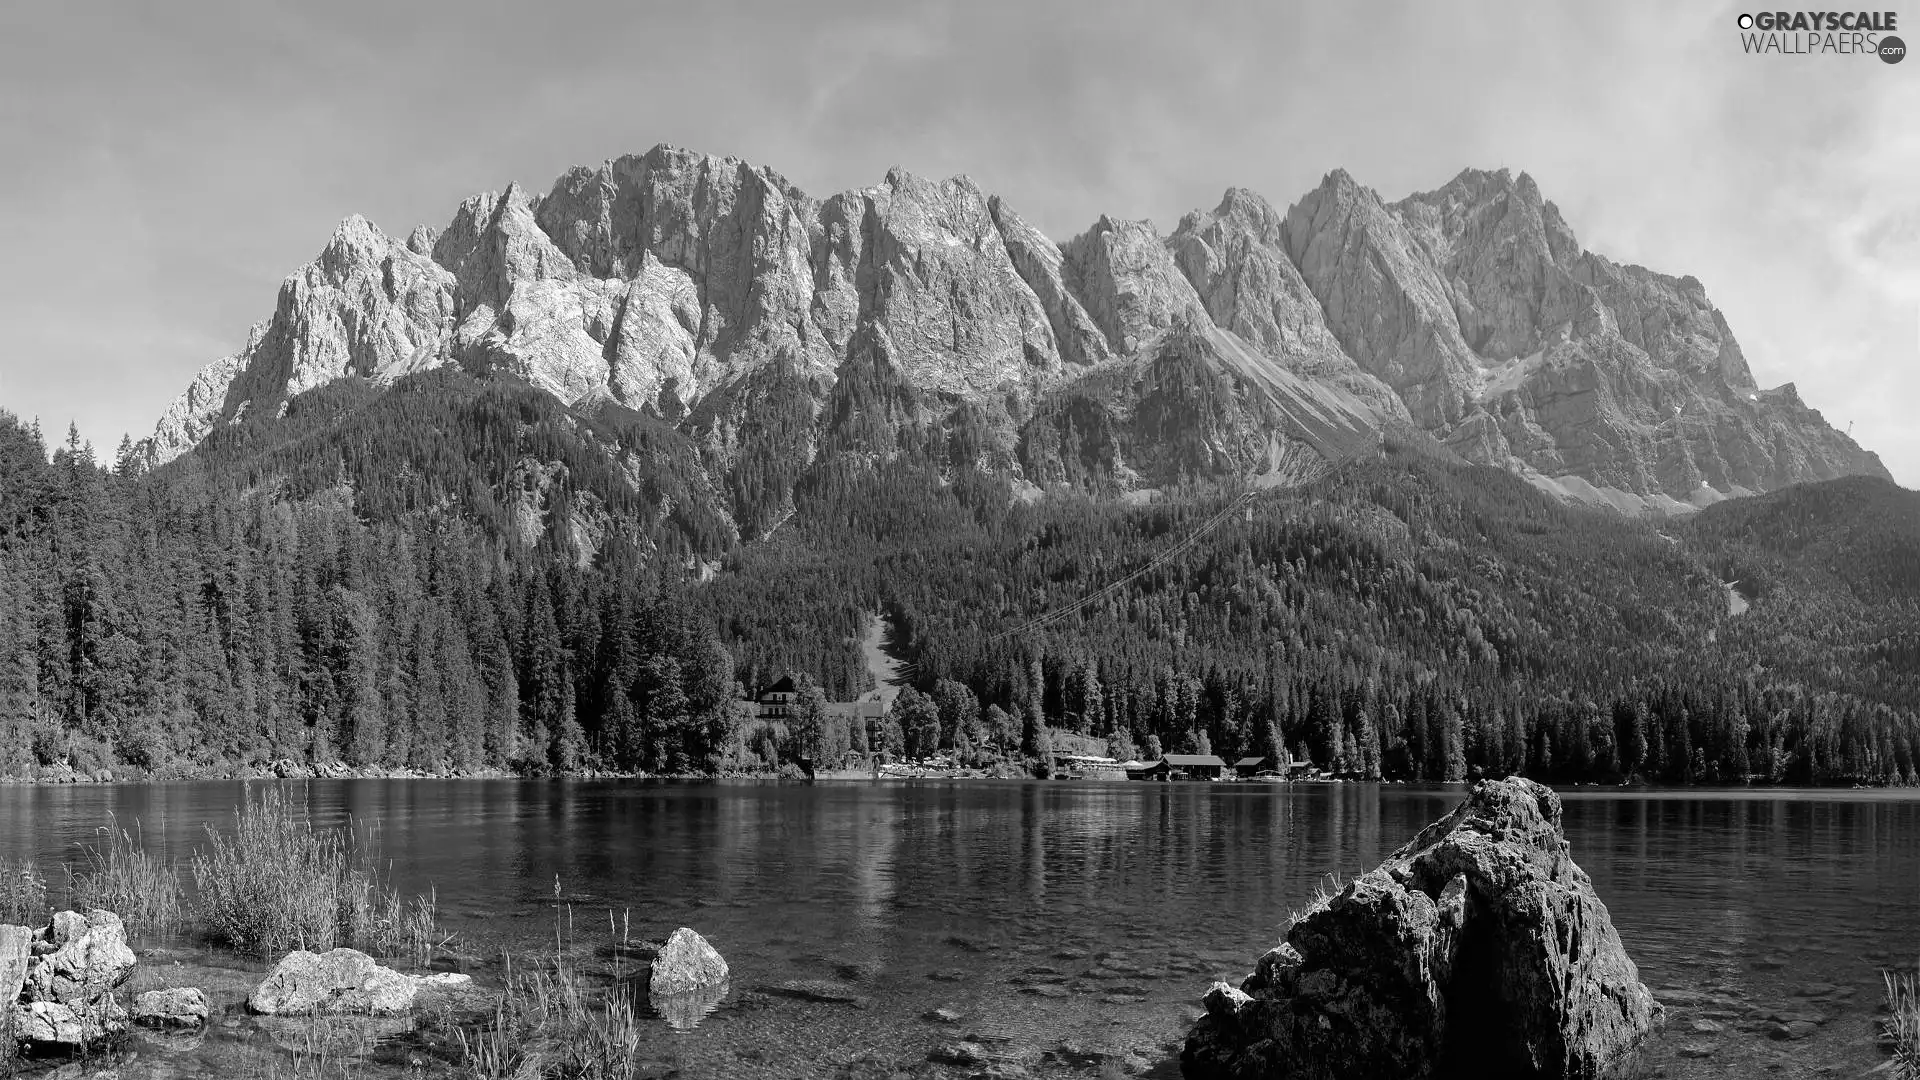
[1735,10,1906,60]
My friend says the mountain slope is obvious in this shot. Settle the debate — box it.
[141,147,1886,535]
[1283,167,1885,506]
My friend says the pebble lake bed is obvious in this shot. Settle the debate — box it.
[3,778,1917,1078]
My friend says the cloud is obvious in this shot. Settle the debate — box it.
[0,0,1913,483]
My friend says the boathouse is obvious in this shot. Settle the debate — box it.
[1132,754,1229,780]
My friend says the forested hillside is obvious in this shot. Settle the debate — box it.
[2,372,1915,784]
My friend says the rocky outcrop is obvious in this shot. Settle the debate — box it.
[142,147,1885,520]
[4,909,137,1050]
[1182,777,1660,1080]
[1169,188,1406,421]
[1283,167,1887,503]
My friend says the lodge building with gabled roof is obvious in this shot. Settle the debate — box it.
[1129,754,1229,780]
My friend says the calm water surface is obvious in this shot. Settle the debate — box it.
[2,779,1916,1079]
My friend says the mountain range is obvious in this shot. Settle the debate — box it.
[139,146,1887,532]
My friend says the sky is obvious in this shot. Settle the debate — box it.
[0,0,1914,483]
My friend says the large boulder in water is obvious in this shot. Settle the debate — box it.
[249,948,418,1016]
[24,910,136,1006]
[649,927,728,996]
[1182,777,1661,1080]
[5,910,137,1050]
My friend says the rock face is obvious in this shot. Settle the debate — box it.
[141,148,1886,522]
[1182,778,1661,1080]
[248,948,419,1016]
[1283,167,1884,505]
[4,909,137,1049]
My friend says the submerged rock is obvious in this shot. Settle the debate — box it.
[648,927,728,996]
[249,949,418,1016]
[1182,777,1661,1080]
[133,987,209,1028]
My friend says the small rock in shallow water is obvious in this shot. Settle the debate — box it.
[770,979,869,1007]
[1678,1044,1715,1058]
[930,1042,986,1065]
[925,1006,964,1024]
[1766,1020,1818,1040]
[133,987,208,1028]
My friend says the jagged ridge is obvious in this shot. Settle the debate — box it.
[142,148,1888,533]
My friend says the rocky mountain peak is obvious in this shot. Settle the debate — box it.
[139,148,1889,516]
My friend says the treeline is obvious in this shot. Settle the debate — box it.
[0,400,782,779]
[702,442,1920,786]
[2,364,1916,786]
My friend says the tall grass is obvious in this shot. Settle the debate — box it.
[454,893,657,1080]
[0,856,47,925]
[1887,969,1920,1080]
[68,818,183,939]
[191,785,442,961]
[457,956,647,1080]
[1285,872,1346,928]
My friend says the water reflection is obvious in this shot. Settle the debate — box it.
[3,780,1918,1078]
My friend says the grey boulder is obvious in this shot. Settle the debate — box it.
[1183,777,1661,1080]
[134,986,210,1028]
[249,948,418,1016]
[5,910,136,1050]
[648,927,728,997]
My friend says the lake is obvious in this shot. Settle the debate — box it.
[2,779,1915,1078]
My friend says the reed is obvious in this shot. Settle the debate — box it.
[1285,871,1347,927]
[0,856,47,925]
[455,892,653,1080]
[190,785,443,960]
[1887,969,1920,1080]
[67,818,183,939]
[457,955,648,1080]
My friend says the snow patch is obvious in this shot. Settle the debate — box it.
[1475,349,1544,400]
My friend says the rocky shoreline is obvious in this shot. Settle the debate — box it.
[0,763,792,786]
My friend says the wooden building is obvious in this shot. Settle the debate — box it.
[756,675,798,721]
[1131,754,1228,780]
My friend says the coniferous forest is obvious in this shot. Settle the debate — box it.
[2,369,1916,785]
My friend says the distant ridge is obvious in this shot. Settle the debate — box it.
[140,146,1887,532]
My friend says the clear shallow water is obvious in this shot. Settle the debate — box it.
[2,779,1916,1078]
